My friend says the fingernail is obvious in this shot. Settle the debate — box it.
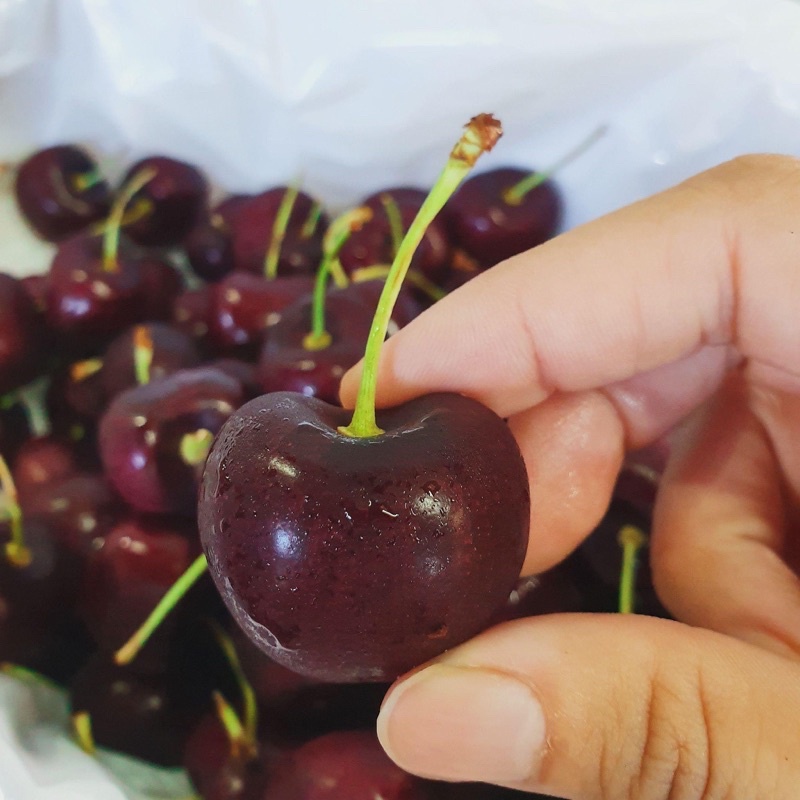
[377,663,546,784]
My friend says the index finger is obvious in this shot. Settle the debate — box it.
[340,154,800,421]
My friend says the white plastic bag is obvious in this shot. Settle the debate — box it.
[2,1,800,797]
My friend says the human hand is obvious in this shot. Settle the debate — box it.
[340,154,800,800]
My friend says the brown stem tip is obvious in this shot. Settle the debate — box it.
[452,114,503,167]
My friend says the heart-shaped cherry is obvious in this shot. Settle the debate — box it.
[199,115,528,682]
[14,145,112,241]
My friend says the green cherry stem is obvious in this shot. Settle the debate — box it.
[618,524,647,614]
[133,326,153,385]
[212,692,257,761]
[340,114,502,438]
[303,206,373,351]
[210,622,259,747]
[502,124,607,206]
[300,201,323,240]
[0,454,30,568]
[351,264,446,303]
[102,167,158,273]
[72,711,96,756]
[264,184,300,280]
[71,168,103,193]
[379,193,404,258]
[114,553,209,665]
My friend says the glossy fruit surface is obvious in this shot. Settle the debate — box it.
[446,168,562,267]
[199,391,530,682]
[14,145,112,241]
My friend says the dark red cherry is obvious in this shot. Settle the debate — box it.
[12,435,80,504]
[137,256,184,321]
[14,145,112,241]
[446,168,562,268]
[172,285,213,350]
[21,473,124,557]
[98,367,244,515]
[209,359,260,400]
[0,518,82,665]
[69,654,194,766]
[20,273,50,311]
[0,273,47,394]
[263,731,432,800]
[100,322,201,401]
[339,188,451,282]
[184,218,235,283]
[199,391,530,682]
[78,516,200,662]
[0,398,33,463]
[435,783,555,800]
[208,273,314,357]
[45,234,147,343]
[121,156,208,246]
[229,188,323,276]
[213,194,256,229]
[256,281,421,405]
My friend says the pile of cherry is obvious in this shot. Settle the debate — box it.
[0,142,666,800]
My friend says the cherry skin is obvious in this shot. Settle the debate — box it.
[98,367,244,515]
[100,322,201,401]
[339,187,451,283]
[172,285,213,350]
[45,233,148,344]
[184,217,235,283]
[69,654,195,767]
[0,274,47,394]
[263,730,432,800]
[121,156,208,246]
[199,391,530,682]
[213,194,257,229]
[0,399,33,463]
[445,167,562,268]
[12,435,80,504]
[229,188,325,277]
[137,255,185,322]
[208,273,315,357]
[14,145,112,241]
[256,281,421,405]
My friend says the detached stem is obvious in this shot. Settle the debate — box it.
[264,185,300,279]
[115,553,208,665]
[340,114,502,438]
[0,454,30,568]
[503,125,607,205]
[618,524,647,614]
[103,168,157,273]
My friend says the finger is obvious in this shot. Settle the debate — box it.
[653,375,800,658]
[377,614,800,799]
[341,154,800,424]
[498,346,731,575]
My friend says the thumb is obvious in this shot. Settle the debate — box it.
[377,614,800,799]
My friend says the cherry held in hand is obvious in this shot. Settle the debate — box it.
[199,115,530,682]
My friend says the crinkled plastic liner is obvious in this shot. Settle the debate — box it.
[1,1,800,797]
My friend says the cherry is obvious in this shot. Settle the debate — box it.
[45,233,147,342]
[229,188,326,277]
[200,116,523,682]
[339,188,451,282]
[21,473,124,557]
[12,435,80,504]
[200,390,528,681]
[213,194,257,229]
[263,731,432,800]
[0,397,33,463]
[256,281,420,405]
[137,255,185,322]
[185,217,235,283]
[120,156,208,246]
[172,284,213,349]
[98,367,244,515]
[20,273,50,311]
[100,323,201,401]
[0,273,47,394]
[14,145,112,241]
[445,167,562,268]
[208,273,314,356]
[78,516,201,665]
[69,654,194,766]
